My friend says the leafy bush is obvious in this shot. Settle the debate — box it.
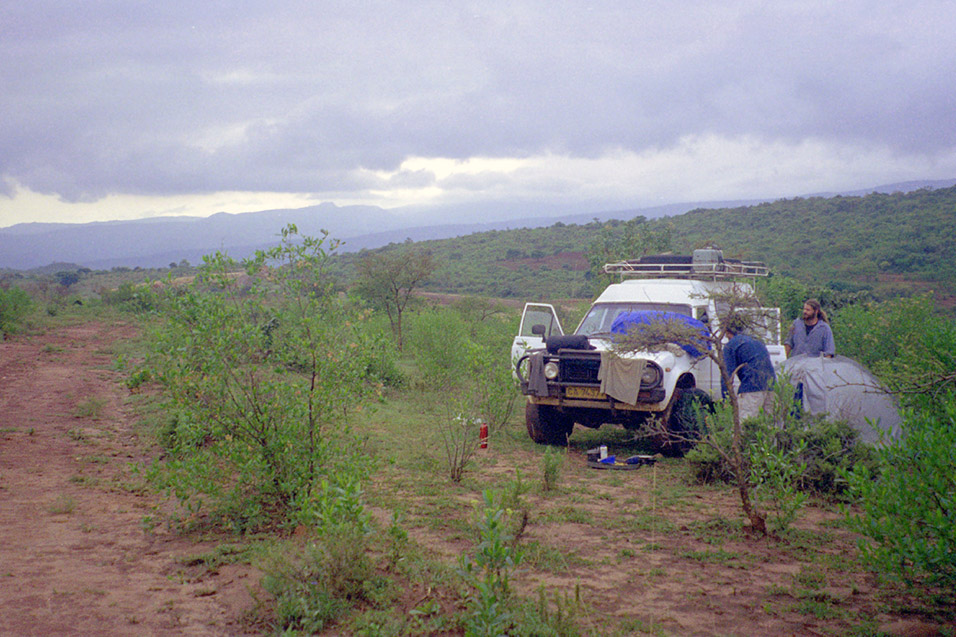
[844,393,956,591]
[146,226,376,531]
[0,285,34,336]
[749,423,808,534]
[459,490,525,636]
[358,328,405,388]
[542,447,563,492]
[405,305,519,482]
[687,407,876,500]
[100,280,157,313]
[832,295,956,402]
[407,306,518,428]
[263,524,373,630]
[404,308,471,388]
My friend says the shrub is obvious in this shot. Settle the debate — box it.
[542,447,563,492]
[261,479,377,632]
[405,305,518,482]
[844,393,956,591]
[687,410,875,501]
[145,226,376,531]
[831,295,956,404]
[100,280,157,313]
[749,423,808,534]
[0,285,34,336]
[407,306,518,432]
[435,398,484,484]
[405,308,471,388]
[459,490,524,636]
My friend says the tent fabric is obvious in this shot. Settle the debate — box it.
[610,311,710,358]
[781,354,902,444]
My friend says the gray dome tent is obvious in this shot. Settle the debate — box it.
[781,355,902,444]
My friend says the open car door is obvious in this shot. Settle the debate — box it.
[511,303,563,372]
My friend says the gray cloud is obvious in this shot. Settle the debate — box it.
[2,0,955,206]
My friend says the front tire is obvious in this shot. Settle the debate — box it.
[662,388,714,456]
[525,403,575,445]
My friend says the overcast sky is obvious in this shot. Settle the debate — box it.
[2,0,955,227]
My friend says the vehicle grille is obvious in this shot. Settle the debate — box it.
[560,356,601,384]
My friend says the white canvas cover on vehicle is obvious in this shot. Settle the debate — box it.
[781,354,902,444]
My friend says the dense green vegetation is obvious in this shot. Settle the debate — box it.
[335,184,956,308]
[668,187,956,292]
[0,285,34,337]
[6,184,954,313]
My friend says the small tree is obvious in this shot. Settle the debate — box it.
[55,270,80,288]
[613,284,775,534]
[585,216,673,293]
[354,247,435,350]
[0,285,34,337]
[147,225,375,531]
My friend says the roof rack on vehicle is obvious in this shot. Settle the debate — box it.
[603,248,769,280]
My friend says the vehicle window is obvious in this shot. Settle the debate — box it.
[575,303,692,335]
[741,308,781,344]
[520,307,560,338]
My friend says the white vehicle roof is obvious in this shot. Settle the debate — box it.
[592,278,754,307]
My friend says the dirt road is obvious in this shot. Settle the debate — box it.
[0,320,257,636]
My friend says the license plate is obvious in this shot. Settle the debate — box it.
[565,386,606,399]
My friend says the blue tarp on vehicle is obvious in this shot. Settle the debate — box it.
[610,311,710,358]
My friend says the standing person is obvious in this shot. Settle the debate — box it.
[722,321,776,421]
[785,299,835,358]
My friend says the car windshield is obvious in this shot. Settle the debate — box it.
[575,302,693,336]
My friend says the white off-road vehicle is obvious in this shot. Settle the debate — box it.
[512,249,785,449]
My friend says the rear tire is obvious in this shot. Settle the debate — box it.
[525,403,575,445]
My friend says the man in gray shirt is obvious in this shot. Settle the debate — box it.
[785,298,835,358]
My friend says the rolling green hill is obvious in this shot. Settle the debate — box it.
[668,186,956,289]
[339,184,956,308]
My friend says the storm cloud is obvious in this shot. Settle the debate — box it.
[2,0,955,224]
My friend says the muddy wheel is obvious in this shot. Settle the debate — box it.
[525,403,574,445]
[662,388,714,456]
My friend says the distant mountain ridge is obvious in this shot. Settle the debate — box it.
[1,178,953,270]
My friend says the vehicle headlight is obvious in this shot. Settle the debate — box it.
[544,361,560,380]
[640,363,663,388]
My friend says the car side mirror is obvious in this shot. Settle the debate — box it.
[531,324,546,336]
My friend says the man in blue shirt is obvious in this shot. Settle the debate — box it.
[785,299,835,358]
[722,322,776,421]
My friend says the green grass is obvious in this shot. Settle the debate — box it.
[687,516,744,545]
[48,494,77,515]
[71,397,107,420]
[615,616,667,635]
[68,475,100,487]
[522,540,592,573]
[614,511,676,534]
[679,548,742,565]
[539,505,592,525]
[177,544,257,569]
